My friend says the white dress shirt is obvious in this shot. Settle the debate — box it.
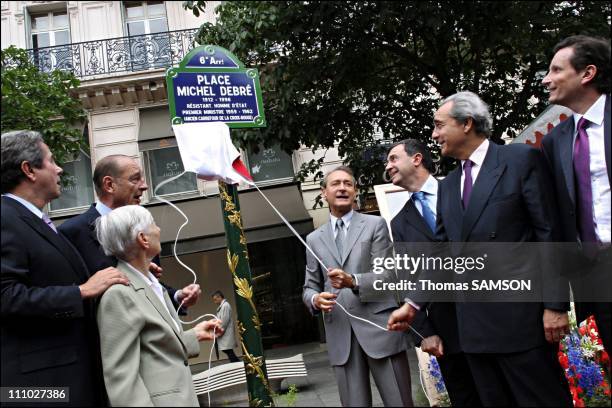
[126,263,180,332]
[460,138,490,198]
[95,201,113,216]
[329,209,354,240]
[409,174,438,217]
[571,94,611,243]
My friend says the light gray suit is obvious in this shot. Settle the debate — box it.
[97,261,200,407]
[302,211,413,406]
[216,299,238,351]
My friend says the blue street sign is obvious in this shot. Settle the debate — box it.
[166,45,266,128]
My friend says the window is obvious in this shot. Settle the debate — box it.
[246,144,295,183]
[145,146,198,196]
[49,150,95,212]
[30,11,72,72]
[124,1,169,71]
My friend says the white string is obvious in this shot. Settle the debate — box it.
[153,172,219,407]
[246,179,426,341]
[154,171,427,405]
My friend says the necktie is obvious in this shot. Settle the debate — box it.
[42,213,57,233]
[573,117,597,245]
[412,191,436,233]
[462,160,474,210]
[335,218,345,257]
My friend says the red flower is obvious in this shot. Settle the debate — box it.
[600,350,609,365]
[558,353,569,369]
[578,326,587,336]
[574,397,585,407]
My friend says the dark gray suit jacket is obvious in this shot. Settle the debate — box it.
[435,142,568,353]
[391,195,462,355]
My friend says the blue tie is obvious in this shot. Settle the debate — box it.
[412,191,436,233]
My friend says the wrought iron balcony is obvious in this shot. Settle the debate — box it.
[26,28,198,80]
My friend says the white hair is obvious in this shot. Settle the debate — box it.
[441,91,493,137]
[95,205,155,260]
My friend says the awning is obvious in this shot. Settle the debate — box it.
[148,182,314,256]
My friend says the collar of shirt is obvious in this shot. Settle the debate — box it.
[419,174,438,197]
[330,209,354,232]
[408,174,438,216]
[124,262,164,294]
[462,138,489,170]
[2,193,44,219]
[95,201,113,216]
[573,94,607,134]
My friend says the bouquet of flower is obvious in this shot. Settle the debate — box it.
[558,313,610,407]
[427,356,450,407]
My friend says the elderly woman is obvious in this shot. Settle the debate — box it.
[95,205,221,407]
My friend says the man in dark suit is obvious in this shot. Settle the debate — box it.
[1,131,129,406]
[541,35,611,352]
[388,92,572,406]
[385,138,480,406]
[59,154,201,312]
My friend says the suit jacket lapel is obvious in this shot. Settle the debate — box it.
[461,143,505,241]
[341,212,366,265]
[15,205,89,281]
[558,116,576,205]
[404,199,434,240]
[118,262,186,348]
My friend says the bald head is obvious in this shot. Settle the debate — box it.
[93,155,148,208]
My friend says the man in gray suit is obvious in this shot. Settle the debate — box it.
[302,166,413,407]
[212,290,240,362]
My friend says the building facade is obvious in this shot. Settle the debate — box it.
[1,0,354,363]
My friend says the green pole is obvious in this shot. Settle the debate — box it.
[218,181,274,407]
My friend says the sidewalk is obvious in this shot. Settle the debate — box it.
[194,342,428,407]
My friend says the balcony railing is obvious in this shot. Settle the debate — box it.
[26,28,198,80]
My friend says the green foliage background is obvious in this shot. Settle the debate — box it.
[184,0,610,195]
[1,46,86,166]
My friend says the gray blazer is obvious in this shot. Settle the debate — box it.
[216,299,238,351]
[97,261,200,407]
[302,211,406,366]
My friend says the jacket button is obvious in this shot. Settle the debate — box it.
[184,360,188,366]
[490,232,496,239]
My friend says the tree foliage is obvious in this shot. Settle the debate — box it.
[185,1,610,193]
[1,46,86,166]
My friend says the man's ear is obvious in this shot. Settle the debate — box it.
[101,175,115,194]
[321,187,328,201]
[581,65,597,86]
[20,161,36,182]
[412,153,424,167]
[463,117,474,134]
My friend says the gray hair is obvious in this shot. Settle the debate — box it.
[320,165,357,188]
[441,91,493,137]
[95,205,156,260]
[1,130,45,194]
